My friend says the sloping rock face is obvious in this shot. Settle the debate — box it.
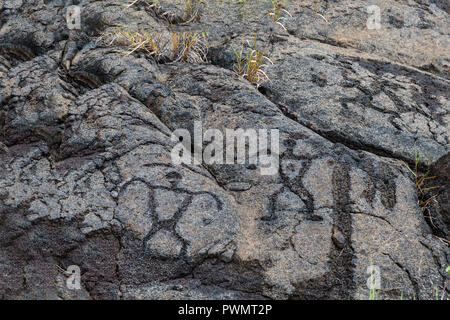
[0,0,448,300]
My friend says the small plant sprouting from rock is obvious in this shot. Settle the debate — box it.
[268,0,292,31]
[406,145,439,213]
[107,31,163,57]
[443,266,450,300]
[170,31,209,63]
[368,285,378,300]
[232,37,272,88]
[313,0,328,23]
[183,0,202,23]
[101,29,208,63]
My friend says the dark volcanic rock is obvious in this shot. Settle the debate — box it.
[429,154,450,234]
[0,0,448,300]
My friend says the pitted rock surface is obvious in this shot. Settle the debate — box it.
[0,0,448,300]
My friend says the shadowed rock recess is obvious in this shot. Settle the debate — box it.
[0,0,448,300]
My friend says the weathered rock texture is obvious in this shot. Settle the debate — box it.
[0,0,448,300]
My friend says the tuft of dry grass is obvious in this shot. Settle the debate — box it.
[170,31,208,63]
[312,0,328,22]
[183,0,200,23]
[103,30,164,57]
[406,145,439,216]
[100,28,208,64]
[232,37,272,87]
[268,0,292,31]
